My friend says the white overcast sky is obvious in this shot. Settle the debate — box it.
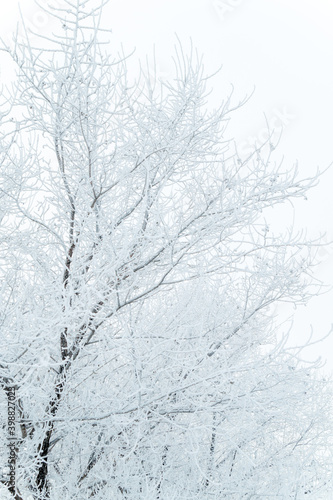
[1,0,333,372]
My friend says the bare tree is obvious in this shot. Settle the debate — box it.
[0,1,331,498]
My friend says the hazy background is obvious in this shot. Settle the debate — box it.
[1,0,332,372]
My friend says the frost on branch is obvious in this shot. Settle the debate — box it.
[0,1,331,499]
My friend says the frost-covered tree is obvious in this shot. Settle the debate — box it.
[0,1,332,499]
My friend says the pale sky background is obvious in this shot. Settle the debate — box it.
[0,0,332,373]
